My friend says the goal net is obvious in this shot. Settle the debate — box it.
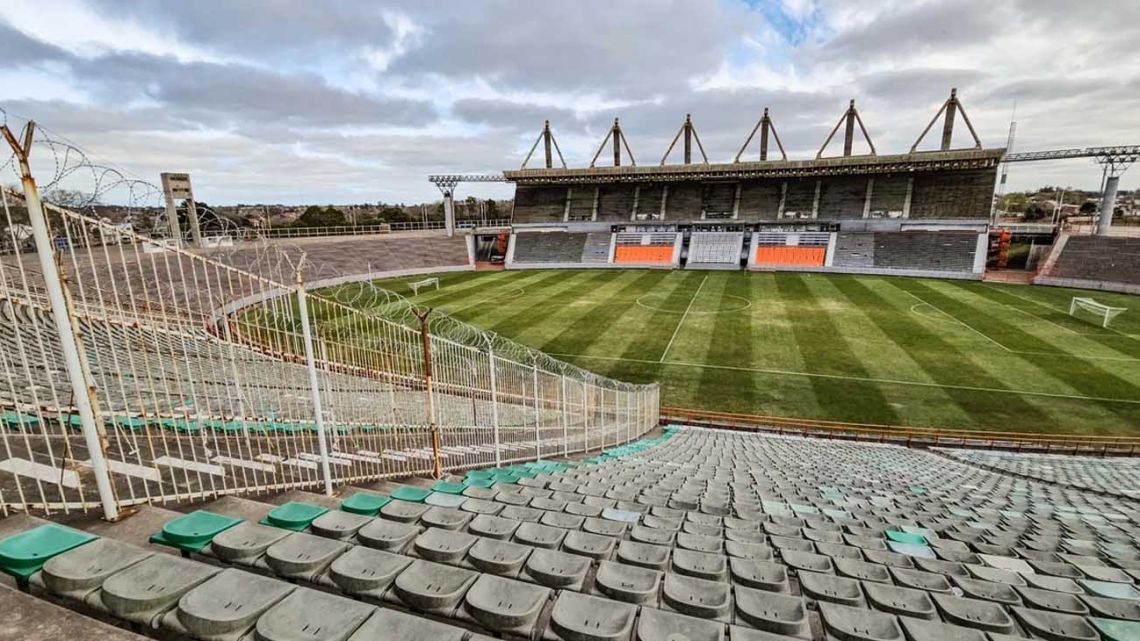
[1069,297,1128,328]
[409,277,439,296]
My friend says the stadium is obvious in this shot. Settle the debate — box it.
[2,25,1140,641]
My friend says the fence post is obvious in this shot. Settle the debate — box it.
[2,123,120,520]
[561,373,569,456]
[415,309,444,478]
[582,379,590,453]
[532,359,541,461]
[294,265,334,495]
[486,340,501,468]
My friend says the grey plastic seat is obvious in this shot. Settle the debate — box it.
[888,567,952,592]
[524,548,591,590]
[965,564,1026,586]
[562,530,616,560]
[769,535,814,553]
[797,571,864,607]
[310,510,373,540]
[461,498,504,515]
[662,572,731,621]
[253,587,374,641]
[930,593,1016,634]
[531,497,567,512]
[1010,606,1098,641]
[815,542,863,560]
[547,590,637,641]
[413,527,477,564]
[1028,559,1084,579]
[818,602,904,641]
[733,587,810,638]
[637,607,725,641]
[950,575,1022,606]
[356,518,420,552]
[643,514,682,531]
[683,522,724,538]
[462,574,552,635]
[514,522,567,549]
[616,540,671,570]
[164,568,293,640]
[1014,585,1089,616]
[566,502,604,518]
[834,558,891,583]
[678,533,723,554]
[1080,579,1140,600]
[583,516,627,538]
[897,618,986,641]
[594,560,662,605]
[328,545,413,598]
[96,554,220,626]
[467,514,520,540]
[912,557,968,577]
[672,549,728,581]
[391,559,477,614]
[462,486,498,501]
[495,491,533,507]
[1023,573,1082,594]
[40,538,151,600]
[630,524,676,546]
[420,506,474,531]
[1082,594,1140,621]
[208,522,290,563]
[725,529,768,545]
[424,493,467,508]
[264,532,351,580]
[541,511,586,530]
[348,605,468,641]
[864,583,937,620]
[467,538,532,575]
[380,499,430,522]
[500,505,545,522]
[863,549,915,569]
[780,550,834,574]
[728,558,789,592]
[725,541,773,561]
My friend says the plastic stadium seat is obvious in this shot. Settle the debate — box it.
[462,574,552,635]
[733,587,810,638]
[888,567,952,593]
[264,532,350,580]
[513,522,566,549]
[582,516,626,537]
[424,492,468,508]
[413,528,477,564]
[834,557,892,583]
[547,591,637,641]
[522,548,590,590]
[348,606,469,641]
[566,502,605,518]
[420,506,474,531]
[1082,594,1140,621]
[728,558,789,592]
[163,568,293,640]
[151,511,241,552]
[38,538,150,600]
[661,572,731,620]
[593,560,662,605]
[0,524,97,582]
[379,499,430,523]
[930,593,1016,634]
[797,571,865,607]
[672,548,728,581]
[1014,585,1089,616]
[328,546,412,598]
[390,486,433,503]
[631,524,676,546]
[540,511,586,530]
[1090,617,1140,641]
[95,553,220,626]
[391,559,477,613]
[253,588,374,641]
[897,618,987,641]
[467,538,532,575]
[561,531,616,560]
[819,602,905,641]
[779,550,834,574]
[500,505,543,522]
[636,608,725,641]
[460,498,504,515]
[1010,606,1098,641]
[863,583,937,620]
[310,510,373,540]
[340,493,390,516]
[677,532,722,554]
[356,517,420,551]
[260,502,329,532]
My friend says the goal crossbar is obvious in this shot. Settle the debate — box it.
[409,277,440,296]
[1069,297,1128,328]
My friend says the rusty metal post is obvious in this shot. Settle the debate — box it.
[2,122,119,519]
[415,308,443,479]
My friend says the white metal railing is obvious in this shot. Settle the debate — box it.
[244,219,514,240]
[0,120,657,519]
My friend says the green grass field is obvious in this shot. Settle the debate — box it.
[334,269,1140,435]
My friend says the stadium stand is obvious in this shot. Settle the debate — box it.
[512,232,589,264]
[782,180,817,219]
[909,170,994,220]
[613,232,677,265]
[753,232,830,268]
[634,185,665,221]
[940,449,1140,499]
[701,184,737,219]
[597,185,636,222]
[1038,235,1140,292]
[5,425,1139,641]
[664,184,701,220]
[737,182,782,221]
[818,177,868,220]
[868,176,909,218]
[832,232,979,274]
[581,232,613,263]
[567,188,596,221]
[513,186,567,223]
[687,232,743,267]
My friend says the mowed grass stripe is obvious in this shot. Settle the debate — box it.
[774,274,900,424]
[896,279,1140,421]
[423,270,573,318]
[540,270,673,362]
[481,270,625,336]
[951,281,1140,359]
[696,272,755,410]
[831,276,1051,428]
[607,271,706,383]
[508,270,651,347]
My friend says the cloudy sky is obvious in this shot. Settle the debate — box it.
[1,0,1138,205]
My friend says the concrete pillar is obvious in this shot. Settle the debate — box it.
[630,186,640,221]
[902,177,914,219]
[732,183,742,219]
[759,111,770,161]
[862,178,875,219]
[660,185,669,220]
[443,191,455,237]
[186,199,203,247]
[1098,175,1120,236]
[843,101,856,157]
[563,187,572,221]
[777,182,787,219]
[591,187,599,221]
[811,180,822,219]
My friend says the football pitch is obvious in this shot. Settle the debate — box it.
[344,269,1140,435]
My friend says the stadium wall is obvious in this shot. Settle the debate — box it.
[1034,234,1140,295]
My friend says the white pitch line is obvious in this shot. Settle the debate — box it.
[660,274,709,363]
[901,290,1012,352]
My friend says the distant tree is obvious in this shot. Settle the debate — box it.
[999,193,1028,214]
[484,199,499,218]
[1023,202,1049,221]
[1079,201,1097,215]
[293,205,347,227]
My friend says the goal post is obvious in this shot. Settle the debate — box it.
[1069,297,1128,328]
[409,277,440,296]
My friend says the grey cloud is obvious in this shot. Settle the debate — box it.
[812,0,1001,63]
[0,20,69,65]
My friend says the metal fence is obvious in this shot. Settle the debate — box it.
[248,219,513,240]
[0,120,658,520]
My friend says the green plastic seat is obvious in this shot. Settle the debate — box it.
[149,510,241,552]
[886,530,927,546]
[341,493,391,516]
[107,415,147,431]
[159,417,201,433]
[466,470,494,480]
[463,478,496,489]
[2,411,39,428]
[390,486,432,503]
[260,501,329,531]
[1091,617,1140,641]
[0,524,97,581]
[432,481,466,495]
